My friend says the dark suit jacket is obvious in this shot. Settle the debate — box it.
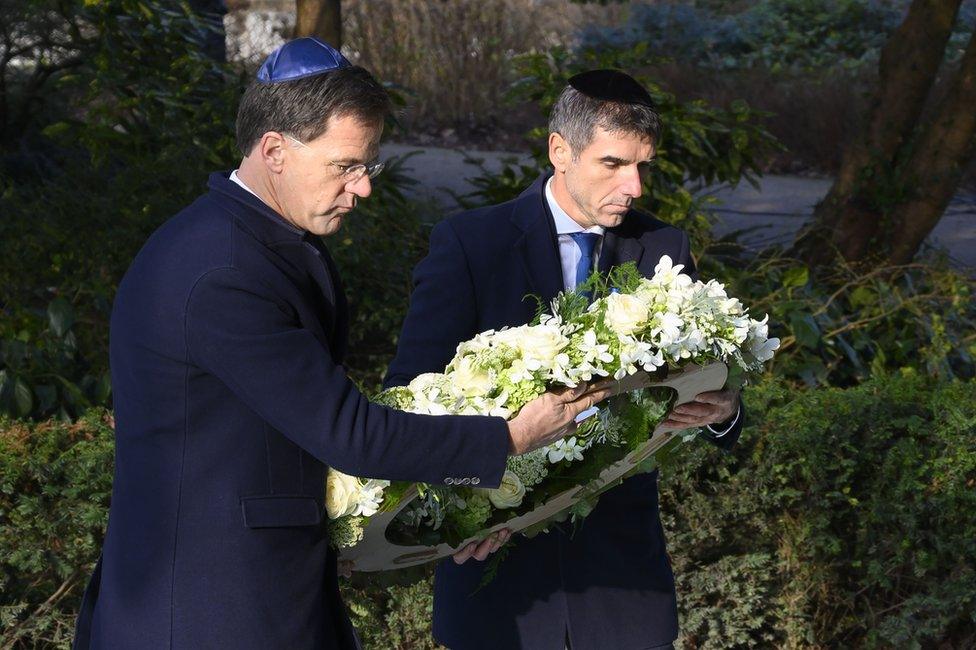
[73,172,511,650]
[385,173,742,650]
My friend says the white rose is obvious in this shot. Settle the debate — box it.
[604,292,649,336]
[495,324,568,363]
[489,325,529,348]
[521,325,568,361]
[487,470,526,509]
[495,322,569,370]
[325,470,360,519]
[450,356,493,397]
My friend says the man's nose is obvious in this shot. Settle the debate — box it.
[347,174,373,198]
[621,165,643,198]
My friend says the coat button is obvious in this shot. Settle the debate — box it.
[445,477,455,485]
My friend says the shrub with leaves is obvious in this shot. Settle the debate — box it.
[580,1,974,74]
[0,0,243,420]
[699,250,976,387]
[661,372,976,648]
[0,411,114,648]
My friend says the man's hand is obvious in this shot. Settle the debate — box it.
[453,529,512,564]
[662,389,738,430]
[507,380,614,455]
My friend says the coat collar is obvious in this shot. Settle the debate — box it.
[601,225,645,274]
[207,171,307,245]
[207,172,346,346]
[510,172,646,299]
[510,173,563,305]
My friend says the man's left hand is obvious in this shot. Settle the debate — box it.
[662,389,738,430]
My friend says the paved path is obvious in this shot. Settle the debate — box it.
[380,143,976,270]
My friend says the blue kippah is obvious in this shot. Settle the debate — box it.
[256,37,352,84]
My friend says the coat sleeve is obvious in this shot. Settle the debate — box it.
[384,220,479,390]
[184,266,509,487]
[675,231,745,451]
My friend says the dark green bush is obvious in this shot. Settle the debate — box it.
[0,411,114,647]
[700,253,976,387]
[662,372,976,648]
[0,0,243,420]
[580,1,974,74]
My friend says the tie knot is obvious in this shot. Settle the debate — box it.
[569,232,600,257]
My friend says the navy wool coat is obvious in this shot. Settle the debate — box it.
[385,173,742,650]
[73,172,510,650]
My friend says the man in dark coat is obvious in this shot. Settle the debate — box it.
[385,71,744,650]
[72,39,608,650]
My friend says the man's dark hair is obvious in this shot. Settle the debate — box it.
[235,66,391,155]
[548,86,661,156]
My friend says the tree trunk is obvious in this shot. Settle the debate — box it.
[886,29,976,265]
[295,0,342,50]
[792,0,963,268]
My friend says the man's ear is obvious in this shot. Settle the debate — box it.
[548,132,571,173]
[257,131,288,174]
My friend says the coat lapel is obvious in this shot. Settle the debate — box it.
[309,238,349,361]
[511,174,564,306]
[206,173,348,356]
[600,224,645,273]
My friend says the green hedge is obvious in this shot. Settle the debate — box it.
[2,373,974,648]
[0,412,113,647]
[665,372,976,648]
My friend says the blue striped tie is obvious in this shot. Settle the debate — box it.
[569,232,600,297]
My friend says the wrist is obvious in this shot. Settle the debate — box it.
[506,420,525,456]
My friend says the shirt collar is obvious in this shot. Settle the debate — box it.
[207,171,307,242]
[229,169,260,198]
[544,177,605,237]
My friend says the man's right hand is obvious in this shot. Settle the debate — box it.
[506,380,614,455]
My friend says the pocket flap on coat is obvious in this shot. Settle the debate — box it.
[240,495,322,528]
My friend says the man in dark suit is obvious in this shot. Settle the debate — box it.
[385,71,743,650]
[71,39,609,650]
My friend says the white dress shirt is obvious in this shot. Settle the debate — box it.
[230,169,259,198]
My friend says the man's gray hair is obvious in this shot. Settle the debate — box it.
[548,86,661,155]
[235,66,391,155]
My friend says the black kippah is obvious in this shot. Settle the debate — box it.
[567,69,655,109]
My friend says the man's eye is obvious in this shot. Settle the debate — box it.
[603,162,619,169]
